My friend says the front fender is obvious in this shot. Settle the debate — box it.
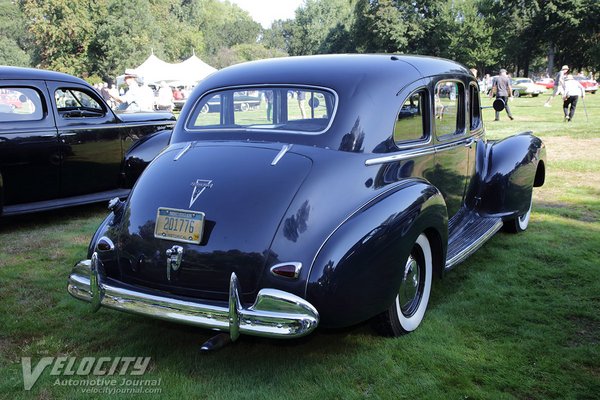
[479,132,546,217]
[305,179,447,328]
[122,129,172,187]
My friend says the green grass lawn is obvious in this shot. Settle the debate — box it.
[1,91,599,399]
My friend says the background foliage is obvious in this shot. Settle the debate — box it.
[0,0,598,80]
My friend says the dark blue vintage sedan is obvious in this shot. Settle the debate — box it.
[68,55,545,347]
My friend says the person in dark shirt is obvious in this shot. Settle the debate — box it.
[491,69,514,121]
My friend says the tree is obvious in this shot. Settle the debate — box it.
[286,0,357,55]
[0,0,32,66]
[21,0,97,75]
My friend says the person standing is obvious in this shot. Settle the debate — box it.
[156,81,174,112]
[110,73,143,111]
[491,69,514,121]
[562,74,585,122]
[544,65,569,107]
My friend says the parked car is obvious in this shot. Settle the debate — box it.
[0,66,176,216]
[574,75,598,94]
[534,77,555,89]
[510,78,546,97]
[68,55,546,348]
[199,93,262,113]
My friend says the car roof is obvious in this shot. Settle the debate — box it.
[175,54,474,153]
[0,65,88,85]
[198,54,470,93]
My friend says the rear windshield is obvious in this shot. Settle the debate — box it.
[186,86,337,134]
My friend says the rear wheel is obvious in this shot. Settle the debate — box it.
[513,90,520,98]
[373,233,432,336]
[504,197,532,233]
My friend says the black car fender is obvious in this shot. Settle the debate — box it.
[305,179,447,328]
[122,129,172,187]
[477,132,546,218]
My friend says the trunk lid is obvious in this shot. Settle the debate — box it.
[115,142,311,301]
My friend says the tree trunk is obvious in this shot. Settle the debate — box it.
[547,42,555,76]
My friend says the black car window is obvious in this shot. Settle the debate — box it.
[434,80,465,137]
[0,88,44,122]
[394,89,428,145]
[187,86,336,134]
[55,88,105,118]
[469,82,482,131]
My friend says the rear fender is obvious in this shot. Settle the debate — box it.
[478,132,545,218]
[305,179,447,328]
[122,129,172,187]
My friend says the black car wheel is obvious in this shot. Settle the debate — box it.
[513,90,520,98]
[504,197,532,233]
[373,233,432,336]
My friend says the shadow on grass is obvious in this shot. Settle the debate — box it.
[0,203,107,233]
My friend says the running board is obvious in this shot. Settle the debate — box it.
[445,212,503,270]
[2,189,130,216]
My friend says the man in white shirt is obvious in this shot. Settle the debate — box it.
[563,74,585,122]
[111,73,153,112]
[562,74,585,122]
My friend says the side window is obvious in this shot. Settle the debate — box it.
[469,83,482,131]
[434,81,465,137]
[55,88,104,118]
[0,88,44,122]
[394,89,428,144]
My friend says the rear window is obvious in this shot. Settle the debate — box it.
[186,87,337,134]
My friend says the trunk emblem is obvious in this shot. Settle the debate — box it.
[166,245,184,281]
[190,179,213,208]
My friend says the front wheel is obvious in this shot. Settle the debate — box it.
[373,233,433,336]
[513,90,520,98]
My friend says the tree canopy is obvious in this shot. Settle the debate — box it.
[0,0,597,80]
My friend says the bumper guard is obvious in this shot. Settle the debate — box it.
[67,253,319,340]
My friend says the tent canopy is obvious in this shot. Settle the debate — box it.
[129,53,217,84]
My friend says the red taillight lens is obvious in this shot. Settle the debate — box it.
[270,263,301,279]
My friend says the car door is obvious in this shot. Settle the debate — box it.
[46,81,124,198]
[0,81,60,207]
[429,79,475,218]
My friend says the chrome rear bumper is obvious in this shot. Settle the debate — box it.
[67,253,319,340]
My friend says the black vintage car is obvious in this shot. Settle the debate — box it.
[68,55,546,348]
[0,66,175,216]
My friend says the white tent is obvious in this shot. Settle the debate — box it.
[129,53,217,84]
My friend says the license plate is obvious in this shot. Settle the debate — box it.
[154,207,205,244]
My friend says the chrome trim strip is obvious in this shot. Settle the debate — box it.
[174,142,192,161]
[365,148,435,166]
[271,144,293,166]
[58,121,175,131]
[445,219,503,269]
[68,258,319,339]
[366,134,482,166]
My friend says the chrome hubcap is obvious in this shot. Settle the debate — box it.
[399,255,421,316]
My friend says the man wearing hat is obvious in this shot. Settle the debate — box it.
[110,71,151,112]
[491,68,514,121]
[562,74,585,121]
[544,64,569,107]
